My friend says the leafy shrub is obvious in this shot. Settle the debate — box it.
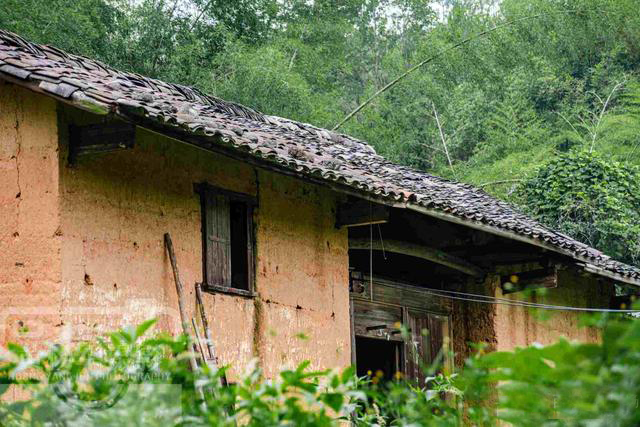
[2,312,640,426]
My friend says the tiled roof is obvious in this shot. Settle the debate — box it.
[0,29,638,285]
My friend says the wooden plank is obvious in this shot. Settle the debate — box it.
[349,273,452,313]
[195,283,228,386]
[403,310,449,385]
[440,315,453,374]
[404,308,431,383]
[69,122,135,162]
[336,200,389,228]
[203,284,255,298]
[370,279,452,313]
[349,238,485,277]
[427,314,444,367]
[372,284,447,313]
[164,233,206,408]
[353,300,403,342]
[192,317,208,363]
[164,233,191,335]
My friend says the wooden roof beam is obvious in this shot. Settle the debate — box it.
[349,237,485,277]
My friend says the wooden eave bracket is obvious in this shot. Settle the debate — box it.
[336,200,390,228]
[500,265,558,294]
[68,121,136,164]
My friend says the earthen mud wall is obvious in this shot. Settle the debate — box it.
[0,83,351,379]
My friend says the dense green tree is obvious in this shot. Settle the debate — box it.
[517,150,640,265]
[0,0,124,61]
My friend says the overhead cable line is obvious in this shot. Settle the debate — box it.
[420,287,639,313]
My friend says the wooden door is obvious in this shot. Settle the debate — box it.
[403,309,450,385]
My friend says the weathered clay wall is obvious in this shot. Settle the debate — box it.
[0,83,62,351]
[451,277,498,367]
[450,268,612,363]
[56,105,350,377]
[494,269,611,350]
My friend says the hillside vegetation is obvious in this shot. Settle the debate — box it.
[3,0,640,262]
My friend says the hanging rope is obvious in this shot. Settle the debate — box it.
[369,202,373,295]
[377,223,387,260]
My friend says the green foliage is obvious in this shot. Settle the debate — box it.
[472,84,549,166]
[0,321,362,426]
[0,0,123,60]
[2,314,640,426]
[598,82,640,151]
[0,320,460,426]
[466,310,640,427]
[208,42,318,122]
[517,150,640,264]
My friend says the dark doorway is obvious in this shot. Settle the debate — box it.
[355,336,403,381]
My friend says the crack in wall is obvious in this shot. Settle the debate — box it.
[261,298,315,312]
[14,97,22,219]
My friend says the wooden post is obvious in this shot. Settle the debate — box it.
[164,233,206,408]
[195,283,228,386]
[349,298,357,367]
[165,233,190,334]
[192,317,207,362]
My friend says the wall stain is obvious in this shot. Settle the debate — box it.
[252,296,265,366]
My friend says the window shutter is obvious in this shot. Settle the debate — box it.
[204,191,232,287]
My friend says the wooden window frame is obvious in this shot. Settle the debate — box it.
[195,183,257,298]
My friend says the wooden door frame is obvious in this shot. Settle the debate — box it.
[349,271,453,380]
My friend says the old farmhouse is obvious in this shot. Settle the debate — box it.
[1,30,639,382]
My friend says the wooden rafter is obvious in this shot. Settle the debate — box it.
[349,237,485,277]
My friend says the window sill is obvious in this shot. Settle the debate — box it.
[200,283,256,299]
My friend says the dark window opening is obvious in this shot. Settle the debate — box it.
[230,201,249,290]
[198,184,255,295]
[355,336,403,382]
